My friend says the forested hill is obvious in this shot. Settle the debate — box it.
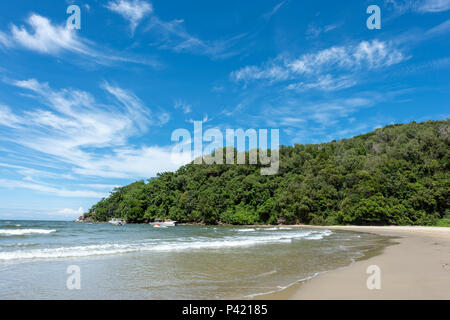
[83,120,450,226]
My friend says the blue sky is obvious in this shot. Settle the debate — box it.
[0,0,448,220]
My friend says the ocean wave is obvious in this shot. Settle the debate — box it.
[236,228,256,232]
[0,229,332,261]
[245,272,320,298]
[0,224,22,228]
[258,227,293,231]
[305,230,333,240]
[0,243,39,248]
[252,269,278,278]
[0,229,56,236]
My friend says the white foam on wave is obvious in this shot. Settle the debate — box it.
[258,227,293,231]
[0,229,333,261]
[252,269,278,278]
[0,229,56,236]
[245,272,320,299]
[305,229,333,240]
[236,228,256,232]
[0,243,39,248]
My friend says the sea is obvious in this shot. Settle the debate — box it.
[0,220,388,299]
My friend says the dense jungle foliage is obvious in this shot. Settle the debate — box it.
[83,120,450,226]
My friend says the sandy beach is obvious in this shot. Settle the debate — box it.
[260,226,450,300]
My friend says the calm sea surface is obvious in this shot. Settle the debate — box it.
[0,220,387,299]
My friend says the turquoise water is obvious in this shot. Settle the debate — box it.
[0,220,384,299]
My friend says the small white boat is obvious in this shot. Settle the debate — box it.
[108,218,126,226]
[149,219,177,227]
[152,224,167,228]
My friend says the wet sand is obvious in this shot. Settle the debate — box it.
[259,226,450,300]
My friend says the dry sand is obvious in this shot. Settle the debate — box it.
[259,226,450,300]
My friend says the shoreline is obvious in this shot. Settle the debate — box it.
[257,226,450,300]
[74,219,450,229]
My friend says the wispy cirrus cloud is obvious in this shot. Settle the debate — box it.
[106,0,153,34]
[425,19,450,37]
[231,39,406,90]
[1,14,156,66]
[101,82,154,130]
[385,0,450,13]
[0,31,12,48]
[262,1,286,20]
[400,57,450,75]
[146,14,247,59]
[305,22,340,39]
[0,78,179,184]
[286,74,357,92]
[242,88,414,144]
[0,178,106,198]
[419,0,450,12]
[260,96,376,128]
[104,0,248,59]
[174,100,192,114]
[0,162,74,181]
[0,105,22,127]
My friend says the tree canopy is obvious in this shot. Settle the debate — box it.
[83,120,449,226]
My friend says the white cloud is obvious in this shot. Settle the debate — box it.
[289,40,404,74]
[211,85,225,93]
[262,1,286,20]
[324,24,339,32]
[419,0,450,12]
[187,114,209,124]
[0,78,186,181]
[402,57,450,75]
[146,12,246,59]
[354,40,404,68]
[106,0,153,34]
[277,117,306,126]
[11,14,85,54]
[305,24,322,39]
[0,179,106,198]
[102,82,153,130]
[106,0,246,59]
[72,145,186,178]
[286,74,357,92]
[425,19,450,37]
[307,98,374,125]
[0,162,74,181]
[0,105,22,127]
[255,89,410,140]
[0,31,12,48]
[265,97,374,127]
[174,100,192,114]
[305,23,341,39]
[385,0,450,13]
[232,61,290,83]
[231,40,405,91]
[78,184,120,190]
[58,207,84,215]
[2,14,154,66]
